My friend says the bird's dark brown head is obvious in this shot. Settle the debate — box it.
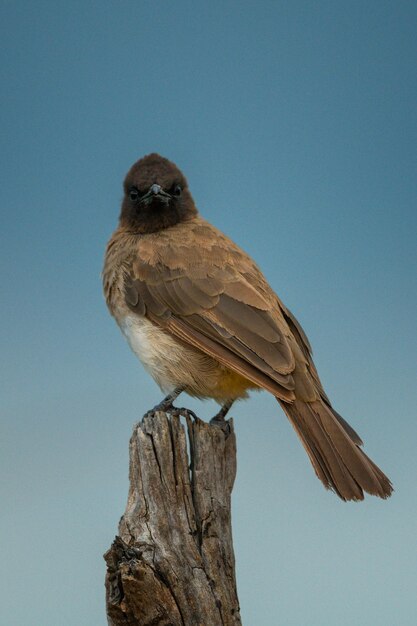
[120,153,197,233]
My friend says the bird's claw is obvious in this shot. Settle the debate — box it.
[170,407,198,420]
[210,413,231,433]
[143,401,173,419]
[143,404,198,421]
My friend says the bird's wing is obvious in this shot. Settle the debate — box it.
[123,218,326,402]
[134,216,390,500]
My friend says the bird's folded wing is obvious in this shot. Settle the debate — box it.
[124,263,298,401]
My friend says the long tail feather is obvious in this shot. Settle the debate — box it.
[278,398,393,501]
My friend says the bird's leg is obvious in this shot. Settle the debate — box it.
[210,400,234,424]
[145,386,185,417]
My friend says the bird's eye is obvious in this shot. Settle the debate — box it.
[129,187,140,202]
[172,184,182,197]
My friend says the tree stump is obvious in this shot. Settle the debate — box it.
[104,411,242,626]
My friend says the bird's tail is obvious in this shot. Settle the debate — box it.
[278,397,393,501]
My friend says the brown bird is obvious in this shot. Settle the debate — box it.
[103,152,393,501]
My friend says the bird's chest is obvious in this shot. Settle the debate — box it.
[117,312,255,400]
[118,314,180,375]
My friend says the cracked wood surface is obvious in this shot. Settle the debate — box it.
[104,412,242,626]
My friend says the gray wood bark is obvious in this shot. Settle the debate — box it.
[104,411,242,626]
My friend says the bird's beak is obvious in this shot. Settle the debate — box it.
[140,184,172,204]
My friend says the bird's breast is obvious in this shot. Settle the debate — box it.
[117,312,256,401]
[119,314,181,389]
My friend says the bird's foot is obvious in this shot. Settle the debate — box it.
[143,400,174,419]
[210,412,231,434]
[143,387,186,419]
[144,402,197,421]
[170,406,198,421]
[210,400,233,424]
[210,414,231,434]
[210,412,225,424]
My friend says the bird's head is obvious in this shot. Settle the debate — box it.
[119,153,197,233]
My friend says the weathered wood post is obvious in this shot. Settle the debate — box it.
[104,411,242,626]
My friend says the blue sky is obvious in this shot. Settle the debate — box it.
[1,2,416,624]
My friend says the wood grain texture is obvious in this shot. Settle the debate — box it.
[104,412,241,626]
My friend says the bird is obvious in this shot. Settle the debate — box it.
[103,152,393,502]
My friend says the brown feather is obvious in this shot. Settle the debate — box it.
[164,315,296,402]
[186,314,295,391]
[103,155,393,501]
[124,268,297,395]
[280,398,392,500]
[116,216,392,498]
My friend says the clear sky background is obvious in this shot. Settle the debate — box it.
[1,2,416,625]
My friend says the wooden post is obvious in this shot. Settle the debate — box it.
[104,411,242,626]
